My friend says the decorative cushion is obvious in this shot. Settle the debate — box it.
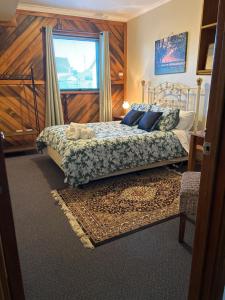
[130,103,152,112]
[150,105,180,131]
[176,110,195,131]
[179,171,201,216]
[138,111,163,132]
[121,109,145,126]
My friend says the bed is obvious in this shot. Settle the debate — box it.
[37,79,202,186]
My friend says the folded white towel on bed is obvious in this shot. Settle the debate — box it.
[69,122,87,129]
[65,127,80,140]
[65,123,96,140]
[80,128,96,139]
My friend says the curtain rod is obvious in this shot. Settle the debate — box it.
[40,26,110,36]
[40,27,101,38]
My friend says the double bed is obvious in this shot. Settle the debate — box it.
[37,80,202,186]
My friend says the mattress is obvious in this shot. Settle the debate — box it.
[37,121,187,186]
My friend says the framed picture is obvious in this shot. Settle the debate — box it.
[205,43,215,70]
[155,32,188,75]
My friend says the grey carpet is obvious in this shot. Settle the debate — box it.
[6,154,194,300]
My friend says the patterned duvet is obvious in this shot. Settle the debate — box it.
[36,121,187,186]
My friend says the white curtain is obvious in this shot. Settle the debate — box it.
[45,26,64,127]
[99,31,112,122]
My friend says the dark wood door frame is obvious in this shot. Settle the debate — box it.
[188,0,225,299]
[0,134,25,300]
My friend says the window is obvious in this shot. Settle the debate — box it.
[53,35,99,91]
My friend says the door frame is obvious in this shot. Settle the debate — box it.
[188,0,225,299]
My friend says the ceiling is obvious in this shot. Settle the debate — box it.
[17,0,171,22]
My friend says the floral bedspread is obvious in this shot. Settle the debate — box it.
[36,122,186,186]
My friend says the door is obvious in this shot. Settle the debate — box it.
[188,0,225,299]
[0,133,25,300]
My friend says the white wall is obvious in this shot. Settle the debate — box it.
[0,0,18,21]
[127,0,211,125]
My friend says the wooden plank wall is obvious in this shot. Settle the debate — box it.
[0,10,127,147]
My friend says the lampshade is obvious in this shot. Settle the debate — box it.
[122,100,130,110]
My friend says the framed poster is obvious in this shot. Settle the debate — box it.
[155,32,188,75]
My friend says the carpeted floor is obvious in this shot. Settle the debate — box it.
[6,154,194,300]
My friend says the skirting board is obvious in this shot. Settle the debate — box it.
[45,146,188,184]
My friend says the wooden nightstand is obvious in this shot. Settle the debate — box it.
[188,131,205,171]
[113,115,125,121]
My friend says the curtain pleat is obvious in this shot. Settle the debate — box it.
[45,27,64,127]
[99,32,112,122]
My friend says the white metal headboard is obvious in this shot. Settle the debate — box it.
[141,78,203,131]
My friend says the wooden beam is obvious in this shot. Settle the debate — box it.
[0,80,45,85]
[60,90,99,95]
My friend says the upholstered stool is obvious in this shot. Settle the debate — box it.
[178,171,201,243]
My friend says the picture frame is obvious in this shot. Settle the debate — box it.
[155,32,188,75]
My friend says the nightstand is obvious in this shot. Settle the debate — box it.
[188,131,205,171]
[113,115,125,121]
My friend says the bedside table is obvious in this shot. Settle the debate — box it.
[113,115,125,121]
[188,131,205,171]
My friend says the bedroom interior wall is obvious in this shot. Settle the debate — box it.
[0,11,126,147]
[127,0,211,127]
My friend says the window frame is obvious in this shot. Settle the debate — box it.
[53,33,100,93]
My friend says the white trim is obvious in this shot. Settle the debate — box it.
[17,0,172,22]
[17,3,127,22]
[127,0,172,21]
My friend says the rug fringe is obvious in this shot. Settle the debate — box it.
[51,190,94,249]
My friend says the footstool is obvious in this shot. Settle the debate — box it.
[178,171,201,243]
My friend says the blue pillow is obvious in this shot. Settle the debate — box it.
[138,111,163,132]
[121,110,145,126]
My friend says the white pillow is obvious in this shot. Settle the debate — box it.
[176,110,195,131]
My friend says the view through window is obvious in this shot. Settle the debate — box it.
[53,35,99,91]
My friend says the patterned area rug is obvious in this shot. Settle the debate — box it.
[52,168,181,249]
